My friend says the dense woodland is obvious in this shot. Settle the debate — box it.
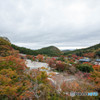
[64,43,100,57]
[12,44,62,56]
[11,44,38,56]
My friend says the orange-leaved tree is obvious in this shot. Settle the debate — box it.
[0,56,27,74]
[36,54,44,62]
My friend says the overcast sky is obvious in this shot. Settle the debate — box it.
[0,0,100,50]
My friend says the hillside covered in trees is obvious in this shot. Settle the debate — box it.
[11,44,38,55]
[12,44,62,56]
[1,37,100,57]
[0,37,62,57]
[36,46,62,56]
[64,43,100,57]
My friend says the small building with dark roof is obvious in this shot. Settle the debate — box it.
[96,59,100,62]
[79,58,91,63]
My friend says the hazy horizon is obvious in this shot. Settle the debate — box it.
[12,42,99,51]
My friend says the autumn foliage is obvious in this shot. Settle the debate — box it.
[55,61,66,72]
[36,54,44,62]
[90,71,100,92]
[0,55,28,99]
[0,55,64,99]
[0,37,12,56]
[0,56,27,74]
[93,65,100,71]
[89,65,100,92]
[0,37,100,99]
[83,52,95,58]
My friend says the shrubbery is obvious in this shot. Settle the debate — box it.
[95,49,100,57]
[36,54,44,62]
[77,64,94,73]
[57,55,65,61]
[90,71,100,87]
[55,61,66,72]
[0,56,27,74]
[0,37,12,56]
[0,55,64,99]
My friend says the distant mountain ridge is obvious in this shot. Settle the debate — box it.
[11,44,62,56]
[64,43,100,56]
[1,37,100,57]
[62,50,71,53]
[0,37,62,56]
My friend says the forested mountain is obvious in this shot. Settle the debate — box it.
[12,44,62,56]
[37,46,62,56]
[0,37,62,56]
[11,44,38,55]
[1,37,100,57]
[64,43,100,57]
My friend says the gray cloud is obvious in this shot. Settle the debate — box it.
[0,0,100,50]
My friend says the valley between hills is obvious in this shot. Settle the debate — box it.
[0,37,100,99]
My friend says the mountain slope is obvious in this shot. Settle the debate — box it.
[11,44,38,55]
[64,43,100,56]
[12,44,62,56]
[37,46,62,56]
[62,50,71,53]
